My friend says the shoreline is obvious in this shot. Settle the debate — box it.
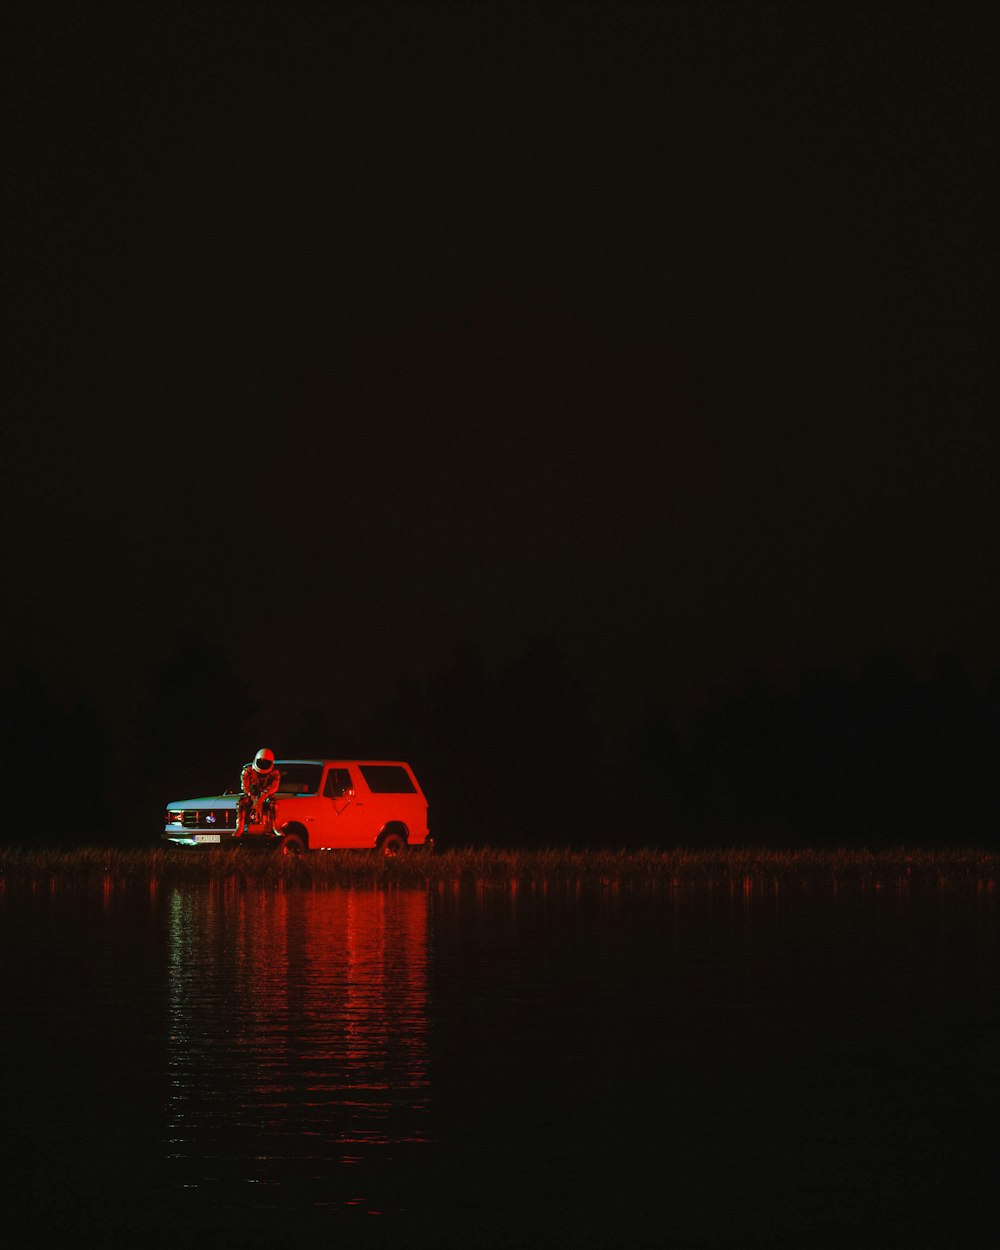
[0,846,997,889]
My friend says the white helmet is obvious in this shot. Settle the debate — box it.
[254,748,275,773]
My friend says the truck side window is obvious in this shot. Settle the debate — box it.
[358,764,416,793]
[324,768,353,799]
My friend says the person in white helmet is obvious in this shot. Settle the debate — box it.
[236,748,281,835]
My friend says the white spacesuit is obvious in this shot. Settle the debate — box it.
[236,747,281,835]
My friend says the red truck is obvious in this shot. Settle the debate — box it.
[163,759,430,854]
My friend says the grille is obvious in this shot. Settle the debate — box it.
[181,809,236,829]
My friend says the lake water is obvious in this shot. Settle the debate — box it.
[1,875,998,1248]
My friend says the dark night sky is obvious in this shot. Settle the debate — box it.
[2,1,997,745]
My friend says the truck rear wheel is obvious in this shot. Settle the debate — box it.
[280,832,306,856]
[376,829,407,856]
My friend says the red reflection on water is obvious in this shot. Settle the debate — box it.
[166,884,430,1198]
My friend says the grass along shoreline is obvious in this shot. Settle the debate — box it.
[0,846,997,890]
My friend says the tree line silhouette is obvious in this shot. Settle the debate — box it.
[2,634,997,849]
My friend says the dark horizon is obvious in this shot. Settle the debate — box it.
[4,629,998,851]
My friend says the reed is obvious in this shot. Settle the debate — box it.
[0,845,996,890]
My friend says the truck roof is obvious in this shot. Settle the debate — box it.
[275,758,415,767]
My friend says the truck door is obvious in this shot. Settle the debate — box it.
[318,765,367,848]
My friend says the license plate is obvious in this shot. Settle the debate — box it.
[195,834,221,844]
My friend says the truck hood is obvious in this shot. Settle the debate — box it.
[165,795,238,811]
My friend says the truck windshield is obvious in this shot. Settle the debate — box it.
[274,763,322,795]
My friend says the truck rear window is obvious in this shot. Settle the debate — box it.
[359,765,416,794]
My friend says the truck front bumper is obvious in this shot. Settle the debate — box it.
[161,830,279,850]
